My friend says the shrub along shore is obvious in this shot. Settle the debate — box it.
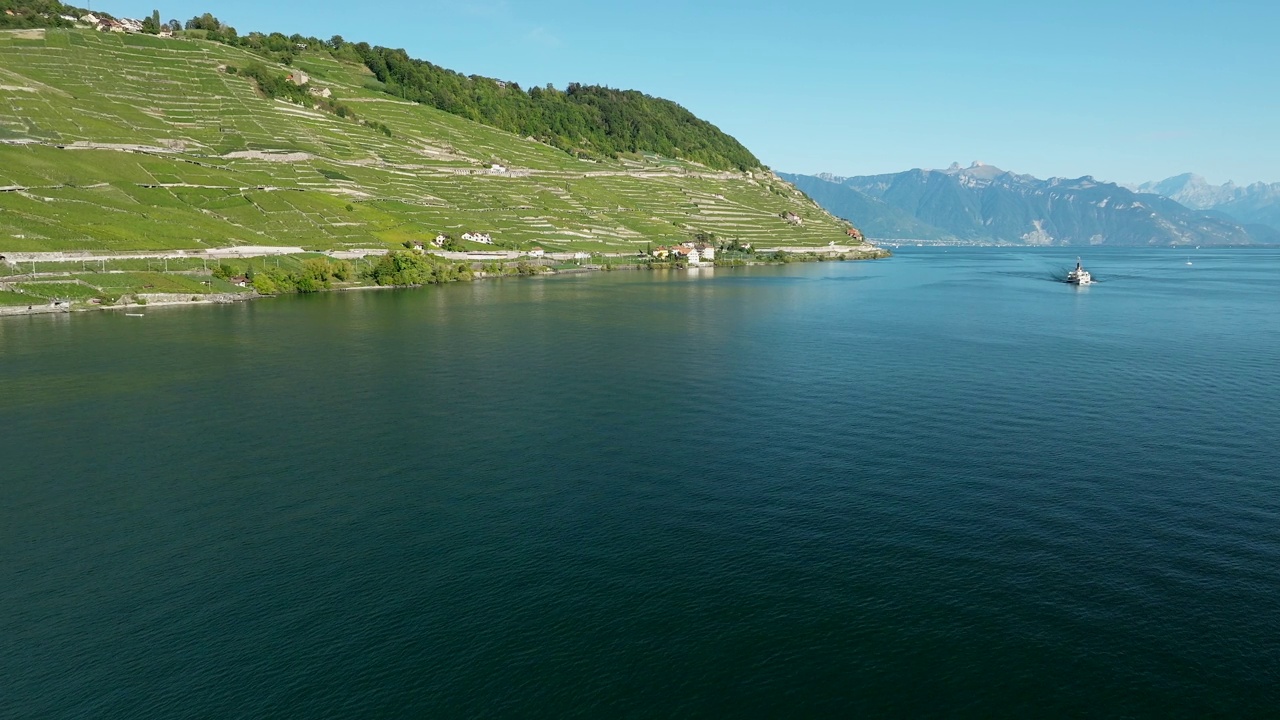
[0,246,889,316]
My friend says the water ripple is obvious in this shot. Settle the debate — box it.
[2,248,1279,716]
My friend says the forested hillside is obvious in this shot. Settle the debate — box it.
[1,13,858,254]
[351,46,761,171]
[3,0,758,170]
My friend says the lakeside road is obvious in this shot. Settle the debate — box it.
[0,246,890,319]
[2,242,886,265]
[0,246,382,265]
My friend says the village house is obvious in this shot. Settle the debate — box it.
[309,86,332,98]
[119,18,144,33]
[409,240,426,252]
[433,233,449,247]
[782,211,803,226]
[461,232,494,245]
[670,246,701,263]
[286,71,309,85]
[229,276,250,287]
[79,13,98,24]
[845,227,865,242]
[695,243,715,261]
[651,246,670,260]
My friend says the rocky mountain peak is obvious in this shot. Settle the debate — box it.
[781,166,1261,247]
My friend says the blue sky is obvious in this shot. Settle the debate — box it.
[104,0,1280,184]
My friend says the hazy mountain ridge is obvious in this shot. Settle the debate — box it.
[784,163,1262,246]
[782,173,956,242]
[1130,173,1280,231]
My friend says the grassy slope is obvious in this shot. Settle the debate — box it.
[0,28,856,253]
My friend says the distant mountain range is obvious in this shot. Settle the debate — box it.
[781,163,1276,246]
[1128,174,1280,232]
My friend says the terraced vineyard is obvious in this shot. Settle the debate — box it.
[0,28,861,255]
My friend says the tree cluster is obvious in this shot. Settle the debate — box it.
[212,257,352,294]
[236,61,310,103]
[0,0,80,28]
[10,1,761,170]
[233,62,362,127]
[718,237,755,254]
[251,258,354,294]
[347,44,760,170]
[183,12,225,31]
[173,15,761,171]
[139,10,161,34]
[365,250,472,286]
[204,24,328,67]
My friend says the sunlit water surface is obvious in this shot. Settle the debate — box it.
[3,247,1278,716]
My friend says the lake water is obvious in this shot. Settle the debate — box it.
[3,247,1279,716]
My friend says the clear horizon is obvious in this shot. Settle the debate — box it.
[101,0,1280,185]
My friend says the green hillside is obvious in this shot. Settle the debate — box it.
[0,24,862,255]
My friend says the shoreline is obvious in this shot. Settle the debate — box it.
[0,248,890,319]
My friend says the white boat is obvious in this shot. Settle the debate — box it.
[1066,257,1093,285]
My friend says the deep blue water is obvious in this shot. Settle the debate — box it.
[3,247,1279,716]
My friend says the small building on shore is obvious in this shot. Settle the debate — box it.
[671,246,702,263]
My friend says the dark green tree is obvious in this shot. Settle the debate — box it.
[185,13,220,30]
